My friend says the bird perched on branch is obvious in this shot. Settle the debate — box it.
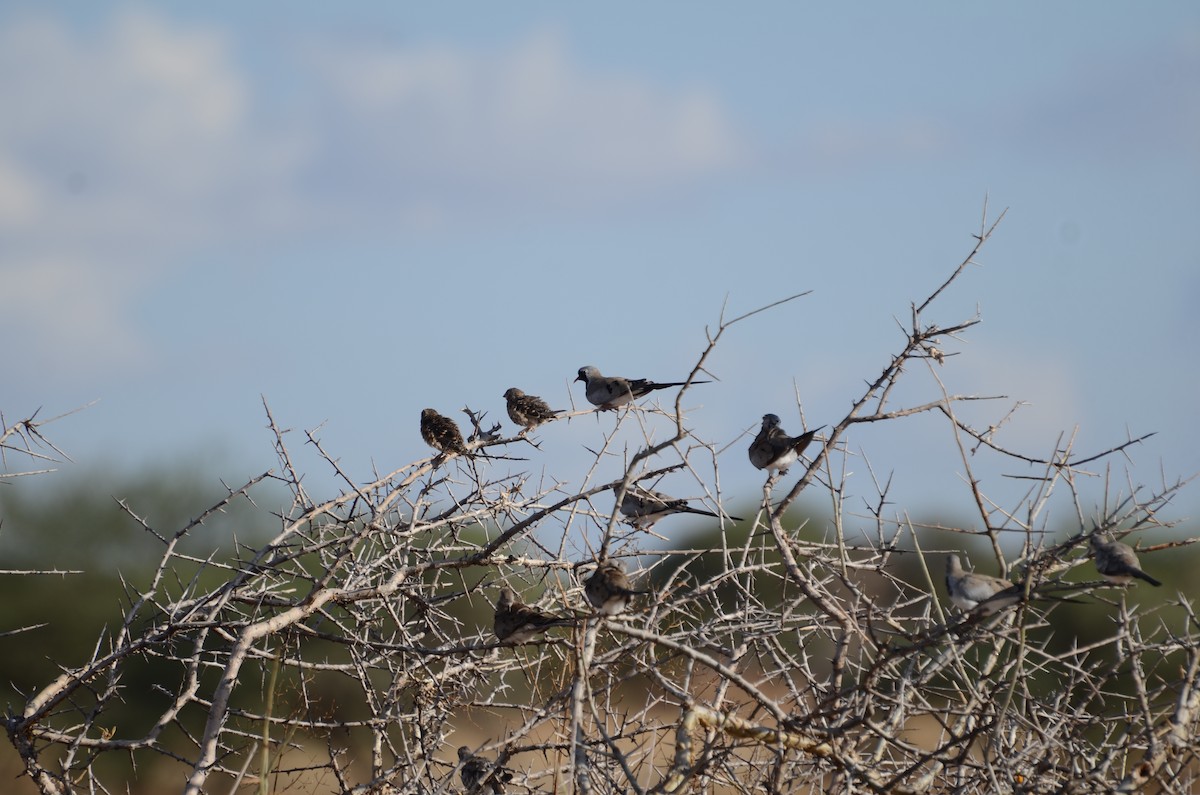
[575,365,709,410]
[944,554,1024,615]
[619,485,742,529]
[944,554,1080,615]
[1090,533,1162,586]
[502,387,563,432]
[748,414,823,474]
[585,560,650,616]
[420,408,470,456]
[457,746,513,794]
[493,587,574,643]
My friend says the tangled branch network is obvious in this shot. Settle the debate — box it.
[4,206,1198,795]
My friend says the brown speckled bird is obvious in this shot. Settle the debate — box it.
[502,387,563,432]
[493,587,574,643]
[420,408,469,456]
[585,560,650,616]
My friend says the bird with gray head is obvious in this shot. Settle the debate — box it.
[585,560,650,616]
[748,414,823,474]
[420,408,470,456]
[618,485,742,529]
[492,587,574,643]
[944,553,1082,615]
[457,746,513,794]
[1090,533,1161,586]
[574,365,710,411]
[944,553,1025,615]
[502,387,564,432]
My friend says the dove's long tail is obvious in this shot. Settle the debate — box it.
[1132,569,1163,587]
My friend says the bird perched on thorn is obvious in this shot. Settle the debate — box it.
[420,408,470,456]
[575,365,709,410]
[457,746,513,794]
[619,485,742,529]
[944,554,1025,615]
[585,560,650,616]
[748,414,823,474]
[1090,533,1162,586]
[502,387,563,432]
[493,587,574,643]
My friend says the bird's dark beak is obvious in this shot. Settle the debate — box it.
[574,373,585,383]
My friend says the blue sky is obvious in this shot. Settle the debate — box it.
[2,3,1197,530]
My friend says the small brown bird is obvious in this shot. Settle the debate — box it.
[1091,533,1161,586]
[420,408,469,456]
[585,560,650,616]
[493,587,574,643]
[619,485,741,529]
[502,387,563,431]
[748,414,822,474]
[457,746,513,794]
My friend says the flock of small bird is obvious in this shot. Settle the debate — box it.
[421,366,821,540]
[422,366,820,469]
[420,365,1164,792]
[420,367,825,628]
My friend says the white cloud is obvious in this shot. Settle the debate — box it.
[0,10,290,238]
[305,28,744,204]
[0,11,746,373]
[0,10,303,371]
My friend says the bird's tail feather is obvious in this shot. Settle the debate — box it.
[1133,569,1163,587]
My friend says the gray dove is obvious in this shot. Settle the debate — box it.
[493,587,574,643]
[946,554,1084,615]
[619,485,742,529]
[748,414,823,473]
[585,560,650,616]
[457,746,513,794]
[420,408,470,456]
[944,553,1026,615]
[1090,533,1161,586]
[502,387,564,432]
[575,365,710,410]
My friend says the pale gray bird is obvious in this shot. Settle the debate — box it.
[748,414,823,474]
[457,746,513,794]
[619,485,742,529]
[574,365,710,410]
[420,408,470,456]
[585,560,650,616]
[1090,533,1162,586]
[493,587,574,643]
[944,554,1025,615]
[502,387,563,432]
